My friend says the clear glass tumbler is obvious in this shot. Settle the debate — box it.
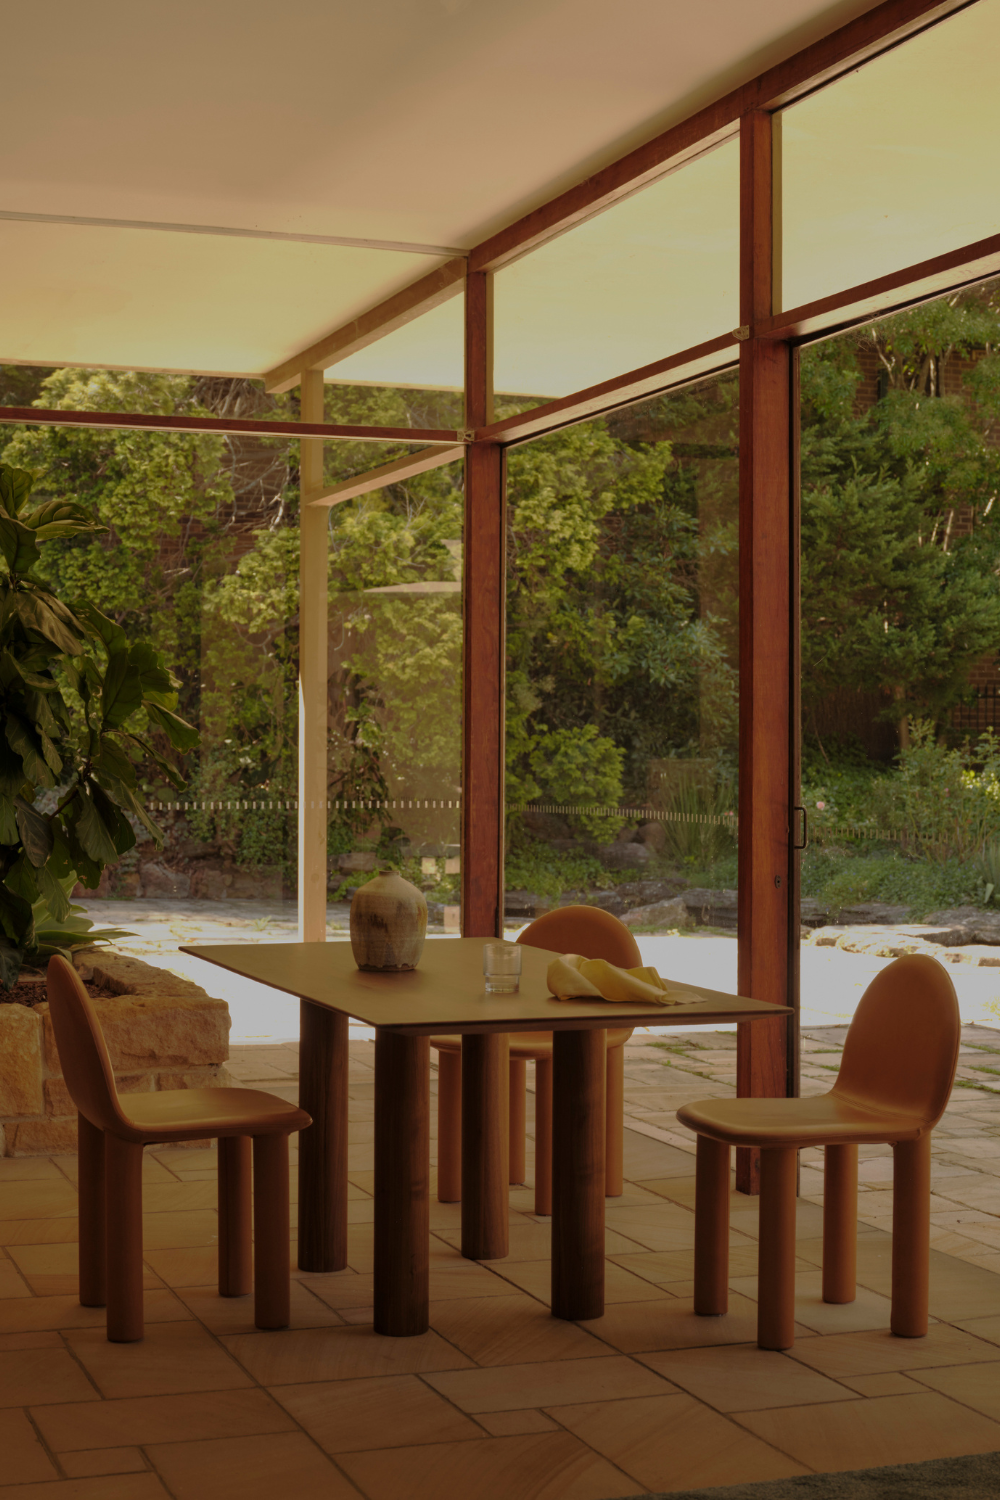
[483,942,522,994]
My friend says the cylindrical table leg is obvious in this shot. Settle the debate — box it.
[552,1028,606,1321]
[461,1033,510,1261]
[534,1057,553,1217]
[758,1146,798,1351]
[823,1144,857,1305]
[297,1000,348,1272]
[892,1134,931,1338]
[218,1135,252,1297]
[105,1134,144,1343]
[374,1030,430,1335]
[694,1136,730,1316]
[509,1058,527,1185]
[78,1114,106,1309]
[606,1044,624,1198]
[253,1133,291,1329]
[437,1050,462,1202]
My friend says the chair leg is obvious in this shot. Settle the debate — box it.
[823,1144,857,1305]
[694,1136,730,1316]
[218,1135,252,1297]
[758,1147,798,1351]
[534,1057,553,1217]
[892,1134,931,1338]
[605,1045,624,1198]
[78,1114,106,1308]
[253,1133,291,1330]
[509,1059,527,1185]
[437,1050,462,1203]
[105,1134,144,1343]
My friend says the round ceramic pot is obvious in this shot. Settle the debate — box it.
[349,870,428,971]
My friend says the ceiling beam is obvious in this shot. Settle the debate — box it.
[305,444,466,506]
[263,257,466,395]
[0,406,460,444]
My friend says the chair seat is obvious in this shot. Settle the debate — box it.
[677,1092,925,1149]
[431,1028,633,1059]
[119,1087,310,1144]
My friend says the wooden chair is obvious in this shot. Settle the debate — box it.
[676,954,960,1352]
[46,954,311,1343]
[432,906,640,1214]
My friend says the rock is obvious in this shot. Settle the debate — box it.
[174,838,218,860]
[682,889,738,930]
[634,821,667,854]
[227,869,281,900]
[0,1005,43,1116]
[582,891,629,918]
[6,1117,79,1154]
[504,890,551,919]
[597,842,652,871]
[833,902,910,926]
[85,953,210,1001]
[47,993,229,1072]
[809,926,847,947]
[139,862,191,898]
[622,896,692,931]
[338,851,377,874]
[616,879,687,908]
[190,867,229,900]
[800,898,831,929]
[114,871,142,899]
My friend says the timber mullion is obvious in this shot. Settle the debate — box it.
[298,370,329,943]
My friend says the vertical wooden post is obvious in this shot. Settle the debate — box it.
[462,269,505,937]
[299,368,328,942]
[736,109,793,1195]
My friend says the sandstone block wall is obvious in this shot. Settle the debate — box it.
[0,948,231,1155]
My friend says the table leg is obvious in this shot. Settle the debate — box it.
[552,1028,606,1320]
[297,1000,348,1273]
[461,1033,510,1260]
[374,1029,430,1335]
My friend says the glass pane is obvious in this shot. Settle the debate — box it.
[779,0,1000,311]
[798,276,1000,1029]
[493,139,739,404]
[327,428,464,940]
[504,371,739,1008]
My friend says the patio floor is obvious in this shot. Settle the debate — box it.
[4,1030,1000,1498]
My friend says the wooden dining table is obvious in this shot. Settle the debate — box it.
[182,936,791,1336]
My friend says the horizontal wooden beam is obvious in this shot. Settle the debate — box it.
[0,405,460,445]
[263,257,466,394]
[758,230,1000,342]
[474,333,740,445]
[468,0,965,273]
[305,443,466,506]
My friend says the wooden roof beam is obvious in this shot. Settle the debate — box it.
[304,443,466,506]
[0,406,460,444]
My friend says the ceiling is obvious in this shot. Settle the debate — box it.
[1,0,888,385]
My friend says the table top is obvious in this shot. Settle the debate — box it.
[181,937,792,1035]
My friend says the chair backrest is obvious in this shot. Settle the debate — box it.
[46,955,127,1134]
[517,904,642,968]
[832,954,960,1128]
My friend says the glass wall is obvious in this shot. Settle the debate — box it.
[503,370,739,983]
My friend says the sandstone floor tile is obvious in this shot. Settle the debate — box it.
[640,1343,855,1413]
[141,1210,218,1250]
[0,1330,61,1350]
[0,1256,29,1299]
[738,1390,1000,1472]
[274,1372,481,1452]
[0,1218,79,1248]
[0,1408,59,1484]
[582,1292,773,1353]
[602,1205,699,1254]
[176,1281,341,1334]
[477,1411,560,1436]
[141,1180,219,1213]
[787,1322,1000,1378]
[954,1313,1000,1346]
[425,1354,672,1413]
[223,1324,474,1385]
[608,1245,765,1284]
[298,1271,374,1310]
[0,1288,189,1334]
[910,1357,1000,1419]
[728,1270,895,1335]
[0,1179,77,1221]
[0,1344,101,1407]
[550,1391,806,1491]
[146,1431,361,1500]
[839,1371,926,1396]
[0,1158,65,1182]
[9,1242,162,1298]
[31,1387,297,1452]
[61,1448,149,1477]
[66,1319,253,1398]
[0,1477,168,1500]
[493,1257,665,1306]
[338,1431,636,1500]
[142,1246,218,1287]
[429,1293,606,1366]
[622,1132,699,1180]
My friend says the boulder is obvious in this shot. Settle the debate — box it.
[927,909,1000,946]
[582,890,629,918]
[227,868,282,900]
[622,896,692,931]
[833,902,910,926]
[504,890,551,919]
[597,842,652,872]
[139,862,191,898]
[682,889,738,930]
[634,821,667,854]
[338,851,377,875]
[190,867,229,900]
[616,879,687,908]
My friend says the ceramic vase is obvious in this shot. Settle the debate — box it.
[349,870,427,971]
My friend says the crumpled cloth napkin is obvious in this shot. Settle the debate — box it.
[546,953,705,1007]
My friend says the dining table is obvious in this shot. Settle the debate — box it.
[182,936,792,1336]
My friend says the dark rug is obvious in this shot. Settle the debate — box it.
[613,1449,1000,1499]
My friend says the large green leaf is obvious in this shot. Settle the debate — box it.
[15,591,84,655]
[128,642,176,705]
[0,465,34,519]
[22,499,103,542]
[59,815,102,889]
[101,650,143,728]
[93,735,137,787]
[0,792,17,845]
[144,701,199,751]
[14,796,53,867]
[0,875,35,945]
[72,788,121,864]
[5,853,39,905]
[5,714,57,787]
[123,731,185,791]
[0,938,23,990]
[76,603,127,656]
[93,772,157,845]
[89,781,136,856]
[36,865,71,923]
[0,516,40,574]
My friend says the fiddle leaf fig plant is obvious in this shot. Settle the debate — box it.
[0,463,198,987]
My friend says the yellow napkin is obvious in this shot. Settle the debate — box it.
[546,953,705,1007]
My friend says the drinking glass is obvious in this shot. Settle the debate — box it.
[483,942,522,994]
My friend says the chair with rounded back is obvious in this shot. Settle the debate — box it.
[676,954,960,1352]
[432,906,641,1215]
[46,954,311,1343]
